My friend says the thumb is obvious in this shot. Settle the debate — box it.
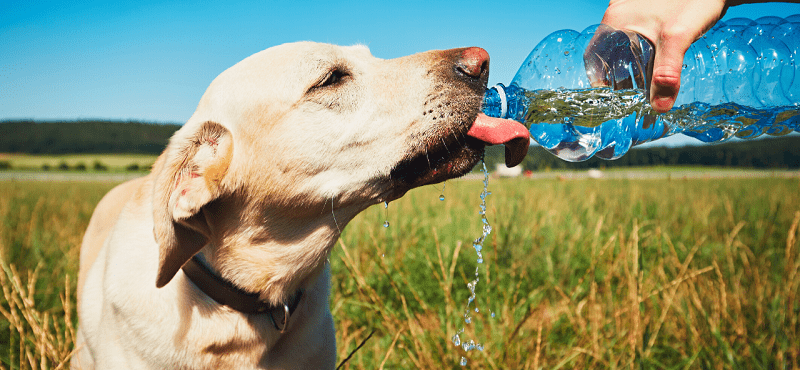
[649,37,690,113]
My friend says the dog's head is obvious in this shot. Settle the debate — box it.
[151,42,528,297]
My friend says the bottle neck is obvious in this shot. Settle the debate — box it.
[483,84,508,119]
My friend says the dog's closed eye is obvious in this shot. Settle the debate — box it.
[306,67,356,111]
[314,68,350,90]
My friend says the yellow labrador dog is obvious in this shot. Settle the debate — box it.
[74,42,528,369]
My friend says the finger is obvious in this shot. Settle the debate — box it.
[650,64,681,112]
[649,35,691,112]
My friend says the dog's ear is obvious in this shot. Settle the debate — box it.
[152,121,234,288]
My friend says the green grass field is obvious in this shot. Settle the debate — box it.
[1,175,798,369]
[0,153,158,172]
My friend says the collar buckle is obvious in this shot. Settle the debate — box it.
[269,303,291,333]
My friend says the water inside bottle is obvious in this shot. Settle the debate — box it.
[522,87,800,162]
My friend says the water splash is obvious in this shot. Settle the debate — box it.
[452,160,492,367]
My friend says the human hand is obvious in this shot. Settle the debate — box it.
[599,0,727,112]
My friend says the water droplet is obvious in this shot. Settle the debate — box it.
[383,201,389,228]
[439,194,445,201]
[477,343,484,351]
[563,50,570,56]
[555,67,561,74]
[452,333,461,346]
[491,312,496,318]
[460,357,468,366]
[463,340,476,351]
[475,307,480,313]
[465,316,472,324]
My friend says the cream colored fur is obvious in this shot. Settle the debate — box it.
[74,42,489,369]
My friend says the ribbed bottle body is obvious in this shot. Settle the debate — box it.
[484,15,800,162]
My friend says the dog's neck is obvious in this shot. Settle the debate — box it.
[182,252,303,331]
[197,197,364,305]
[190,186,369,305]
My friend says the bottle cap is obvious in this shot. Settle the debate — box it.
[491,84,507,119]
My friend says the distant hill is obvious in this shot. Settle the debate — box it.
[0,120,181,154]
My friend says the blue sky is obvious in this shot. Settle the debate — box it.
[1,1,798,127]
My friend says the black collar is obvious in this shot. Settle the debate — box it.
[181,254,303,333]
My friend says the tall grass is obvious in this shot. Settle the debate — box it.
[332,177,800,369]
[0,181,114,370]
[0,176,798,369]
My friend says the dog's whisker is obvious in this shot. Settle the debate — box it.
[455,130,469,148]
[457,133,467,148]
[320,197,330,216]
[330,196,342,235]
[424,148,432,170]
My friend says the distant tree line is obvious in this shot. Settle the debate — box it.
[1,120,798,170]
[0,120,181,154]
[486,135,800,170]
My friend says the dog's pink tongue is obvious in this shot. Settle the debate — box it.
[468,113,530,167]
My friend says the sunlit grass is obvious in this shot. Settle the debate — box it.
[1,176,798,369]
[334,177,800,369]
[0,154,157,172]
[0,181,113,370]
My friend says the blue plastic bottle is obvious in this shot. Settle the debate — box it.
[483,15,800,161]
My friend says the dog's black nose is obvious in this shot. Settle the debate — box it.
[455,47,489,80]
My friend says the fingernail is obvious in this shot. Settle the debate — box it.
[651,95,674,113]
